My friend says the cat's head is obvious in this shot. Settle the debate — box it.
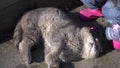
[80,27,102,59]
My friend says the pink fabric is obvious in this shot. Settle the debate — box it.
[112,40,120,50]
[80,8,103,21]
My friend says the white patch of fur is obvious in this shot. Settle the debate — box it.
[82,35,97,59]
[45,38,52,48]
[18,42,23,53]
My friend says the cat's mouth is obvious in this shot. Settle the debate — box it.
[82,43,97,59]
[89,44,96,55]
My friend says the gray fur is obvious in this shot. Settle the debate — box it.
[13,7,102,68]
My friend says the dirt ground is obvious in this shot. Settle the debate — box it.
[0,6,120,68]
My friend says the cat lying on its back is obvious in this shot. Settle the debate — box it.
[13,7,102,68]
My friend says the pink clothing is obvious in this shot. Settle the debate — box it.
[79,8,103,21]
[112,40,120,50]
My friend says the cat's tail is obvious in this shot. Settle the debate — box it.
[13,22,22,49]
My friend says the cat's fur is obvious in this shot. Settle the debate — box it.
[13,7,102,68]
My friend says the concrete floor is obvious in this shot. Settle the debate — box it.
[0,6,120,68]
[0,39,120,68]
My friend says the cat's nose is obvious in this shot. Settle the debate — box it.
[90,42,94,46]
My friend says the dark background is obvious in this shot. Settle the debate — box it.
[0,0,82,42]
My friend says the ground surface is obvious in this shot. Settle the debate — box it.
[0,6,120,68]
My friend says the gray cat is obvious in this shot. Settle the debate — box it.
[13,7,102,68]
